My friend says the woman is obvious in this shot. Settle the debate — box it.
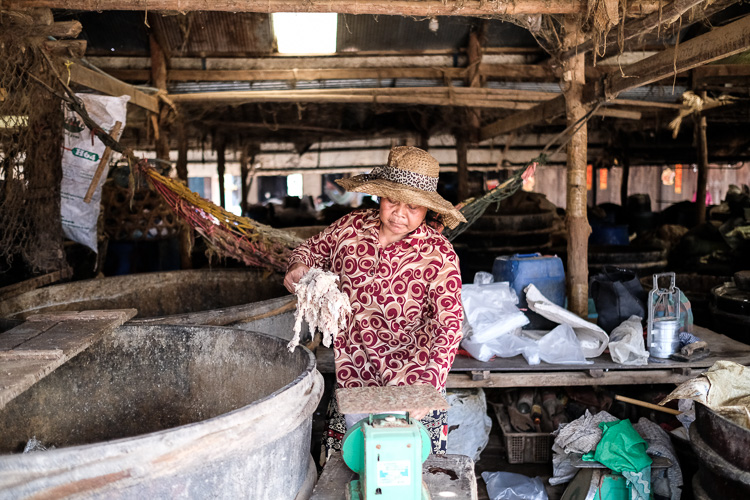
[283,146,467,460]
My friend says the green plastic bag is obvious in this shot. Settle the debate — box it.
[582,420,652,473]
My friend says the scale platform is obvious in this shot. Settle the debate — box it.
[336,385,450,415]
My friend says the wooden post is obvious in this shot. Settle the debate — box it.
[175,120,191,269]
[563,17,591,318]
[24,62,64,273]
[240,145,250,216]
[620,135,630,206]
[216,137,226,209]
[455,134,470,202]
[465,23,485,140]
[695,91,709,226]
[176,120,188,182]
[150,35,170,163]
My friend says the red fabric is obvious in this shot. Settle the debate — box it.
[290,209,463,390]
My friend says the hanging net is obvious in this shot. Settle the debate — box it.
[0,17,66,277]
[135,160,303,272]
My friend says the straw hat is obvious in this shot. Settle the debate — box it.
[336,146,467,230]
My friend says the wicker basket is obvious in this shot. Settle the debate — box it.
[495,404,553,464]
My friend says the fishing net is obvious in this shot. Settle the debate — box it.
[0,16,66,276]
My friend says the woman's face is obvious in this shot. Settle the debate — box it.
[379,198,428,239]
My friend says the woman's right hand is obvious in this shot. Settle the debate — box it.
[284,263,310,293]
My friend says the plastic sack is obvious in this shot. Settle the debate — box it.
[61,94,130,252]
[461,282,529,343]
[525,284,609,358]
[482,471,548,500]
[474,271,494,284]
[609,315,649,366]
[538,324,593,365]
[446,389,493,461]
[461,329,540,364]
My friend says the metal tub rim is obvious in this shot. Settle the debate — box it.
[0,326,324,498]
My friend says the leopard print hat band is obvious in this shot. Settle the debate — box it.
[366,164,439,192]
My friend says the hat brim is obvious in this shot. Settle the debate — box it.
[336,177,467,230]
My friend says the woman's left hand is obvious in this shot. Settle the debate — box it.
[408,408,431,421]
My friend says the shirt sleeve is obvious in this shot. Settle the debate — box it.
[287,212,353,272]
[418,244,464,390]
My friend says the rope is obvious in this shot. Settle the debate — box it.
[444,101,602,241]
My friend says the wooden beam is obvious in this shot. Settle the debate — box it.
[605,14,750,99]
[595,108,642,120]
[36,20,82,38]
[479,95,566,140]
[4,0,586,15]
[42,39,86,58]
[69,62,160,113]
[480,16,750,140]
[99,63,599,84]
[560,0,709,60]
[5,0,666,15]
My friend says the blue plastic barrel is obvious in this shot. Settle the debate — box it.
[492,253,566,309]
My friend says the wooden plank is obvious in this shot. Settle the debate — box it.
[446,369,698,388]
[311,453,477,500]
[605,14,750,99]
[0,309,136,410]
[69,62,159,113]
[0,319,59,351]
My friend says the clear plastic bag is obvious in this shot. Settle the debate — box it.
[461,329,540,364]
[482,471,549,500]
[608,315,649,366]
[537,324,593,365]
[461,282,529,343]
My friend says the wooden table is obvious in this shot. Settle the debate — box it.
[310,453,478,500]
[316,326,750,388]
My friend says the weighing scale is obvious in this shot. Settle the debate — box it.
[336,386,450,500]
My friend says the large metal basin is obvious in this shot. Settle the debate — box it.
[0,269,288,324]
[0,325,323,499]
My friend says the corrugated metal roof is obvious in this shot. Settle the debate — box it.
[336,15,537,52]
[151,12,274,57]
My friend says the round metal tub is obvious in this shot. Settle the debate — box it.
[691,403,750,499]
[0,325,323,499]
[0,269,288,325]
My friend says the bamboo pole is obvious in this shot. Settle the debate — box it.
[563,17,591,318]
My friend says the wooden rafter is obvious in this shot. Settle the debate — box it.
[560,0,714,60]
[604,14,750,98]
[480,14,750,140]
[169,87,644,119]
[3,0,665,16]
[68,62,160,113]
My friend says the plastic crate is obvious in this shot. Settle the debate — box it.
[495,404,553,464]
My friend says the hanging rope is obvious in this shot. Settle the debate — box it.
[444,101,602,241]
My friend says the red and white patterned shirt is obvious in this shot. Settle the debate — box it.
[289,209,463,390]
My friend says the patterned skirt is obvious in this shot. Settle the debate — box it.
[321,387,448,465]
